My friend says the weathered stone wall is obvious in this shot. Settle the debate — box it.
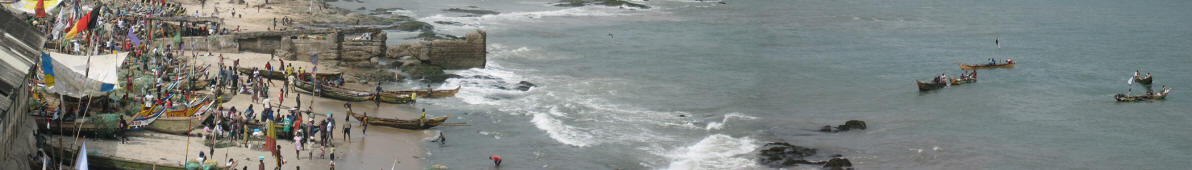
[386,30,487,69]
[339,31,386,68]
[290,38,339,62]
[237,35,283,54]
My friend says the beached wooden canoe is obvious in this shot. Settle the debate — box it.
[959,63,1015,70]
[293,80,373,102]
[383,86,462,99]
[1115,88,1171,102]
[1134,75,1153,85]
[375,91,415,104]
[916,80,947,91]
[346,107,449,130]
[236,67,343,81]
[146,99,216,135]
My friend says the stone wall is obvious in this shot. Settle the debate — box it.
[386,30,487,69]
[290,38,339,62]
[339,32,386,68]
[237,35,282,54]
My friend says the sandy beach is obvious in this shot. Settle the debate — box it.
[46,50,441,169]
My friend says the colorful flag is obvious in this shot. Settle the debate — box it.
[128,28,141,45]
[63,9,94,39]
[34,0,46,18]
[41,53,55,86]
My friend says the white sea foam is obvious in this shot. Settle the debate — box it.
[422,6,649,33]
[531,109,598,147]
[705,112,758,131]
[662,134,759,170]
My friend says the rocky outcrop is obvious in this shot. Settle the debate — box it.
[757,142,855,169]
[515,81,536,91]
[758,142,819,167]
[820,120,867,133]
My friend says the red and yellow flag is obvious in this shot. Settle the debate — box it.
[62,12,92,39]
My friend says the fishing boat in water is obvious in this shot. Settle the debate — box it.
[950,76,977,85]
[916,78,948,91]
[1115,88,1171,102]
[959,60,1015,70]
[346,105,449,130]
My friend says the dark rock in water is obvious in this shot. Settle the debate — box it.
[516,81,537,91]
[824,156,854,169]
[399,64,449,83]
[836,120,867,131]
[821,120,867,133]
[356,7,366,10]
[758,142,821,168]
[678,114,687,117]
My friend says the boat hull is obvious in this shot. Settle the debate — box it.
[347,109,448,130]
[960,63,1015,70]
[294,80,373,102]
[916,80,946,91]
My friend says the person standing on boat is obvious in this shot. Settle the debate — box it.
[988,58,995,66]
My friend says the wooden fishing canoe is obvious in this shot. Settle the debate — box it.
[146,98,216,135]
[383,86,462,99]
[346,108,448,130]
[293,80,373,102]
[959,63,1015,70]
[916,80,947,91]
[375,91,415,104]
[1115,88,1171,102]
[950,77,977,85]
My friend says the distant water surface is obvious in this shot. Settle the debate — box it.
[334,0,1192,169]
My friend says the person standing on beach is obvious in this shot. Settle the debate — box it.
[343,118,351,143]
[118,116,129,144]
[361,112,368,136]
[295,135,302,159]
[274,145,284,169]
[374,84,382,107]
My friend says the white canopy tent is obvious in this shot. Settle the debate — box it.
[44,52,126,97]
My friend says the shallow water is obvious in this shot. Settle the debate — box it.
[335,0,1192,169]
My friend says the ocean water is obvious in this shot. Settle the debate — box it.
[334,0,1192,169]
